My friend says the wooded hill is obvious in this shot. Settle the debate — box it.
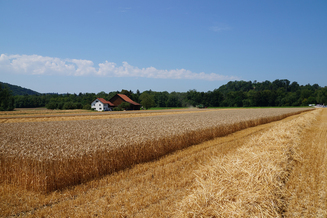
[0,82,40,96]
[1,79,327,110]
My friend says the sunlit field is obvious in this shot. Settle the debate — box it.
[2,107,325,217]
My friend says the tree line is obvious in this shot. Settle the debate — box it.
[1,79,327,111]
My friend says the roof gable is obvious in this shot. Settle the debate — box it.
[116,94,141,106]
[96,98,115,106]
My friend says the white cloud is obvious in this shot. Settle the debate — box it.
[0,54,239,81]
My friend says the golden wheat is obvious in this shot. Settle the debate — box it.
[0,109,207,123]
[0,108,312,193]
[1,108,321,217]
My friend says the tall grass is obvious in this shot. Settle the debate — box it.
[0,108,312,193]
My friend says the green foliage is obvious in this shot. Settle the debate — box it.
[63,102,76,110]
[140,93,156,110]
[0,84,15,111]
[3,80,325,110]
[83,104,91,110]
[0,82,40,95]
[113,107,123,111]
[46,102,57,110]
[316,87,327,105]
[118,102,131,110]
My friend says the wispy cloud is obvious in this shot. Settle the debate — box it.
[0,54,239,81]
[119,7,132,13]
[210,24,231,32]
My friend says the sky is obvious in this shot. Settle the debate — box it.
[1,0,326,94]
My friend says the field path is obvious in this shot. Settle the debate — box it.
[1,110,310,217]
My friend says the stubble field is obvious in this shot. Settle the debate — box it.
[1,107,325,217]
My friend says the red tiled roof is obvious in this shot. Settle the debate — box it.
[97,98,115,106]
[117,94,141,106]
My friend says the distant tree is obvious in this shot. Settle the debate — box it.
[140,93,156,109]
[289,81,300,92]
[0,84,15,111]
[97,91,107,99]
[83,104,91,110]
[154,91,169,107]
[63,102,76,110]
[118,102,131,110]
[46,102,57,109]
[74,102,83,109]
[306,96,316,105]
[120,89,133,99]
[317,87,327,105]
[166,92,182,107]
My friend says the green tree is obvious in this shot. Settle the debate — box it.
[154,91,169,107]
[46,102,57,109]
[118,102,131,110]
[63,102,76,110]
[0,84,15,111]
[166,92,182,107]
[317,87,327,105]
[120,89,133,99]
[140,93,156,109]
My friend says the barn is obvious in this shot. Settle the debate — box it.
[109,94,141,110]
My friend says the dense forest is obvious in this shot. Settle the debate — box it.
[1,79,327,111]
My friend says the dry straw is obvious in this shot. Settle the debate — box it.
[284,108,327,217]
[173,109,319,217]
[0,108,312,192]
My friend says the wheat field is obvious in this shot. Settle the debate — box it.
[0,109,207,123]
[2,107,326,217]
[0,108,311,194]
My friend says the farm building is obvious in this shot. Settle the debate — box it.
[91,98,115,111]
[91,94,141,111]
[109,94,141,110]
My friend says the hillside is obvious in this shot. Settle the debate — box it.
[0,82,40,96]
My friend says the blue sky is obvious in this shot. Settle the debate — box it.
[1,0,326,94]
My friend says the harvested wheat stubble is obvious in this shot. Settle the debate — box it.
[0,108,312,192]
[173,109,319,218]
[284,109,327,217]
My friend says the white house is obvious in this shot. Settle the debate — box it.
[91,98,114,111]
